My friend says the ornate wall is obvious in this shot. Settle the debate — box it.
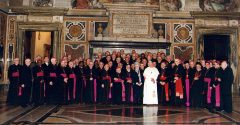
[62,16,108,58]
[0,12,7,82]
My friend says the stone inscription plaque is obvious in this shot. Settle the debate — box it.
[112,14,150,36]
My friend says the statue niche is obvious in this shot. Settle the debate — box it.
[95,22,108,37]
[199,0,237,12]
[152,23,166,39]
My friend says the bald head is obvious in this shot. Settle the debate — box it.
[221,61,228,70]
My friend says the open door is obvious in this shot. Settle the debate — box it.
[23,31,53,61]
[203,34,230,61]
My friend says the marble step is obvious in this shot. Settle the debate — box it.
[13,105,57,123]
[0,106,34,124]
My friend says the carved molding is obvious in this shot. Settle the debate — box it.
[191,11,240,19]
[103,3,159,11]
[9,7,68,16]
[67,9,107,16]
[154,11,192,19]
[89,40,171,49]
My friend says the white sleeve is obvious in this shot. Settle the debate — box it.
[143,68,147,77]
[154,68,159,79]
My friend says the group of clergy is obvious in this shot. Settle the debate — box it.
[6,50,234,113]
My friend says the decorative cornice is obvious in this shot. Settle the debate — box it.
[190,11,240,19]
[89,40,171,49]
[66,9,107,16]
[154,11,192,19]
[103,3,159,11]
[9,7,68,16]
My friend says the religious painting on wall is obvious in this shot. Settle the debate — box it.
[160,0,183,11]
[72,0,104,9]
[199,0,237,12]
[173,23,193,43]
[198,35,204,59]
[173,46,193,61]
[65,21,86,42]
[112,0,158,4]
[152,23,166,39]
[113,0,144,3]
[44,44,51,58]
[64,44,85,60]
[33,0,53,7]
[94,22,108,37]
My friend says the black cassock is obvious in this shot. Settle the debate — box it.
[42,63,51,103]
[133,69,144,104]
[220,67,234,113]
[112,72,125,104]
[97,67,106,103]
[19,65,33,106]
[85,66,97,104]
[32,65,45,105]
[66,67,77,103]
[74,66,84,103]
[7,64,22,105]
[157,68,169,105]
[56,66,68,104]
[101,69,113,103]
[166,66,175,105]
[47,64,58,104]
[191,70,204,108]
[124,70,138,104]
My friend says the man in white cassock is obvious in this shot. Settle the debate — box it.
[143,61,159,105]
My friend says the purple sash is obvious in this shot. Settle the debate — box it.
[204,78,211,104]
[12,72,20,77]
[18,86,22,96]
[185,79,190,107]
[69,74,76,99]
[94,79,97,103]
[37,72,44,77]
[126,77,134,103]
[215,84,221,107]
[50,73,57,77]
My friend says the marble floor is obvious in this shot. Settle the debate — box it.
[0,93,240,125]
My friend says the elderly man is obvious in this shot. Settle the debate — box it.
[19,58,32,107]
[143,61,159,105]
[220,61,234,113]
[7,58,22,105]
[134,62,144,104]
